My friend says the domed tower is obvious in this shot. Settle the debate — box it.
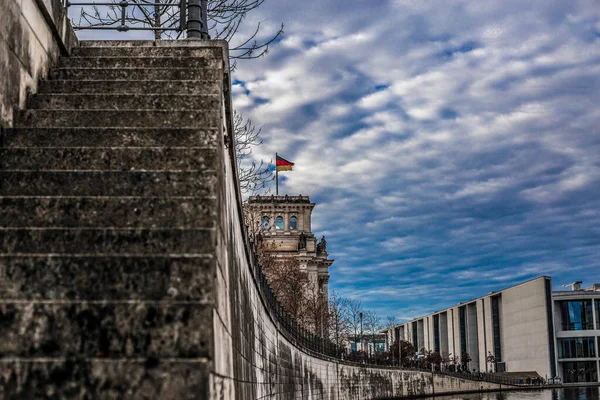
[245,195,333,301]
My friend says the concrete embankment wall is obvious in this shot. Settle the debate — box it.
[212,130,504,399]
[0,0,77,126]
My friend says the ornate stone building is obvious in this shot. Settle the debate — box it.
[245,195,334,300]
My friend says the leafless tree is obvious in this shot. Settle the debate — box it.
[346,299,363,347]
[328,291,350,347]
[441,351,452,370]
[486,351,496,373]
[234,112,273,194]
[362,310,381,356]
[303,285,328,337]
[363,310,380,336]
[461,352,472,371]
[76,0,283,63]
[256,240,309,321]
[382,316,397,348]
[390,339,414,367]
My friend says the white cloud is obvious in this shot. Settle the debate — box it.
[231,0,600,317]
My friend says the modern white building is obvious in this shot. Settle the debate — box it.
[383,276,600,383]
[552,282,600,383]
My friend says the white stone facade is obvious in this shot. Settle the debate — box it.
[384,277,557,378]
[383,277,600,383]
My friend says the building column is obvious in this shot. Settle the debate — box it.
[305,209,312,232]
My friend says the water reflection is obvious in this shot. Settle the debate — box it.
[424,387,600,400]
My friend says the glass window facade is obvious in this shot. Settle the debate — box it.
[562,361,598,383]
[412,321,418,350]
[558,337,596,359]
[560,300,593,330]
[275,216,284,230]
[459,306,467,355]
[492,296,502,362]
[289,216,297,230]
[433,314,440,353]
[596,300,600,330]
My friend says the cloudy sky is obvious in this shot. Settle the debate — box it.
[75,0,600,322]
[230,0,600,321]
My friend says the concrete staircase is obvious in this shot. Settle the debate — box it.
[0,41,227,399]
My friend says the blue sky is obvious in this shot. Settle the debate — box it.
[73,1,600,322]
[230,0,600,321]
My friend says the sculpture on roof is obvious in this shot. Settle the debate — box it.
[316,236,327,253]
[298,231,307,250]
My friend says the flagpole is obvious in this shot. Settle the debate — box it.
[275,152,279,195]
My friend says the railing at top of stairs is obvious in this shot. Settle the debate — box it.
[66,0,209,39]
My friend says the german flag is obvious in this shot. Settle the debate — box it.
[276,155,294,172]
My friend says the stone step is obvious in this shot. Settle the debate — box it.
[71,46,221,58]
[29,94,220,110]
[60,56,221,69]
[0,302,211,358]
[17,110,220,128]
[0,147,218,170]
[0,255,213,301]
[0,171,216,196]
[0,197,216,228]
[50,67,222,81]
[1,128,219,148]
[38,79,220,95]
[0,359,209,399]
[0,228,213,254]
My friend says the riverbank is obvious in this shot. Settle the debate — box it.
[378,382,600,399]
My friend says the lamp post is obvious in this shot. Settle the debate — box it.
[187,0,209,39]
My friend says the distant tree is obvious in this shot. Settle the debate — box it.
[303,285,328,337]
[425,351,442,371]
[328,291,350,348]
[383,316,398,349]
[461,352,472,371]
[362,310,381,356]
[486,351,496,373]
[234,112,274,194]
[257,241,309,320]
[390,339,414,367]
[346,300,364,349]
[441,351,452,370]
[448,353,460,371]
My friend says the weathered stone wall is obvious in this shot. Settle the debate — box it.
[0,41,225,399]
[213,126,505,399]
[0,0,77,126]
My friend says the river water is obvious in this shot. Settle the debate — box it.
[421,387,600,400]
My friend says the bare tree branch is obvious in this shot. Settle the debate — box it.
[234,111,273,194]
[74,0,284,60]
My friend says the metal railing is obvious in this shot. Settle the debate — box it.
[66,0,209,38]
[561,322,594,331]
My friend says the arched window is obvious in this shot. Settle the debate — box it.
[289,216,298,230]
[275,216,284,230]
[262,216,270,230]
